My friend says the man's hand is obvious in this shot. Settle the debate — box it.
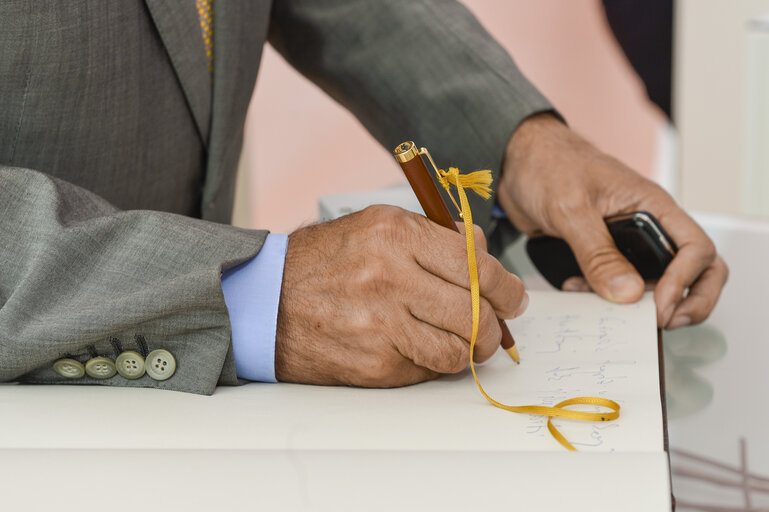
[498,113,728,329]
[274,205,528,386]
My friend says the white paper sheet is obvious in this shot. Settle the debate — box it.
[0,291,664,454]
[498,290,664,452]
[0,450,672,512]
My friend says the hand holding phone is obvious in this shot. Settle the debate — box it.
[526,211,677,290]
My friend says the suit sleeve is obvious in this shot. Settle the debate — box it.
[0,166,268,395]
[268,0,558,233]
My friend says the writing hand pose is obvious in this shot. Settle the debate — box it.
[498,113,728,330]
[274,205,528,386]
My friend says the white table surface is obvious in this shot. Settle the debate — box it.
[663,213,769,510]
[2,184,763,511]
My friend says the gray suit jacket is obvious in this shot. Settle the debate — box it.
[0,0,553,394]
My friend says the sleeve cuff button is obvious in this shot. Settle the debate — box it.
[146,349,176,381]
[53,358,85,379]
[116,351,146,379]
[85,357,117,379]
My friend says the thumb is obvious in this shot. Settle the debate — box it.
[455,222,488,252]
[560,214,644,303]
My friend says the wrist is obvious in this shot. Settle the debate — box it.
[498,113,576,233]
[505,112,567,161]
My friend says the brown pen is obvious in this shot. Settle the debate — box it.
[393,141,521,364]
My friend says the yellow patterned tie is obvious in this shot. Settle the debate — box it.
[196,0,213,74]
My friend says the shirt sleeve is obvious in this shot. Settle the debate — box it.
[221,234,288,383]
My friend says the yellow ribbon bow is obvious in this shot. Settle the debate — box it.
[440,166,620,451]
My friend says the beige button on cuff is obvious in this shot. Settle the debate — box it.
[53,358,85,379]
[146,349,176,381]
[116,351,145,379]
[85,357,117,379]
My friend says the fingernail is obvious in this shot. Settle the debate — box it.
[562,277,590,292]
[562,280,580,292]
[667,315,691,330]
[662,304,675,327]
[608,275,643,302]
[513,292,529,318]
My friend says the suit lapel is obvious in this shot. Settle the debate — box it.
[145,0,212,148]
[202,0,267,213]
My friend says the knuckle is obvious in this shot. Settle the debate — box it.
[699,238,717,264]
[582,247,624,278]
[479,302,498,335]
[477,304,502,351]
[352,258,390,293]
[688,295,714,324]
[348,307,377,334]
[356,354,397,387]
[689,310,709,325]
[363,205,419,243]
[472,224,487,248]
[362,203,400,220]
[442,340,469,373]
[718,257,730,284]
[500,275,526,317]
[476,255,500,294]
[642,180,672,203]
[551,190,590,221]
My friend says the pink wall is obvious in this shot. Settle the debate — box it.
[238,0,664,232]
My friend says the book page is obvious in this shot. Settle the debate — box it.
[0,291,664,454]
[0,449,672,512]
[494,290,664,452]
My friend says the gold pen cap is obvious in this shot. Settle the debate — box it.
[393,141,419,163]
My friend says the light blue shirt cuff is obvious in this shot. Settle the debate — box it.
[221,233,288,383]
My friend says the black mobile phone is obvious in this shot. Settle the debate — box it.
[525,211,677,290]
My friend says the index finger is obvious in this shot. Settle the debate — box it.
[413,218,527,319]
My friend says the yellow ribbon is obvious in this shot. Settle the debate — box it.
[441,166,620,451]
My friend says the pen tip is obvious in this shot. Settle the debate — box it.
[505,346,521,364]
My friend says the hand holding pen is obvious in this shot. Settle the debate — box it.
[274,198,527,386]
[393,141,524,363]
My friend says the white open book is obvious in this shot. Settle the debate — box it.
[0,290,671,511]
[0,189,672,511]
